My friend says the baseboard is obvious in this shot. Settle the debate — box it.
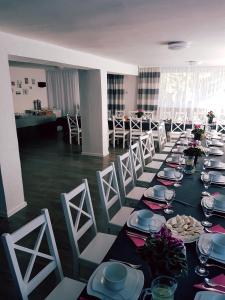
[0,201,27,218]
[82,151,109,157]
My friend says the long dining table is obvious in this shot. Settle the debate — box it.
[79,140,225,300]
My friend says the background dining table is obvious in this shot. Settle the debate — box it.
[79,145,225,300]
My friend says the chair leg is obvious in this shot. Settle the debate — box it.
[78,133,80,145]
[69,132,72,145]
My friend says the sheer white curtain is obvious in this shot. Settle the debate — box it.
[46,69,80,115]
[158,67,225,121]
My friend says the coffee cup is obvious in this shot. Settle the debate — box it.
[164,167,174,178]
[153,185,166,198]
[137,209,153,226]
[103,262,127,291]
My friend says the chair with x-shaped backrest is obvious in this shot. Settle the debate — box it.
[129,117,144,144]
[96,163,133,234]
[113,116,129,148]
[139,134,163,171]
[129,142,156,187]
[158,125,172,154]
[129,110,138,118]
[67,114,82,145]
[115,110,125,118]
[2,209,85,300]
[61,179,116,278]
[147,130,168,162]
[117,151,147,207]
[169,115,186,141]
[216,114,225,134]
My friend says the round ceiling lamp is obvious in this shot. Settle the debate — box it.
[168,41,190,50]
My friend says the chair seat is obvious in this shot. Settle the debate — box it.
[80,232,116,264]
[110,206,133,227]
[126,186,146,201]
[153,153,168,161]
[145,160,163,170]
[137,172,155,184]
[166,142,175,147]
[168,132,182,140]
[45,277,86,300]
[161,146,173,153]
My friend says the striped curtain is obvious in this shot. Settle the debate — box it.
[137,67,160,111]
[107,74,124,115]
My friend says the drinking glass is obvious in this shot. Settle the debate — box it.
[201,196,215,228]
[164,189,175,214]
[204,148,210,169]
[178,154,184,167]
[195,233,213,276]
[202,172,211,196]
[174,167,182,187]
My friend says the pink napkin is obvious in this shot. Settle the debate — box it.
[126,232,146,247]
[211,224,225,233]
[166,163,178,168]
[194,274,225,293]
[157,178,174,186]
[143,200,167,210]
[212,192,220,196]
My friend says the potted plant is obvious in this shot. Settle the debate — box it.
[206,111,215,124]
[191,124,205,140]
[136,109,144,118]
[138,226,188,278]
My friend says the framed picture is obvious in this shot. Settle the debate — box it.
[24,78,29,84]
[23,89,29,95]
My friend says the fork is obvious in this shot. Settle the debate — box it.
[109,259,141,269]
[126,231,147,240]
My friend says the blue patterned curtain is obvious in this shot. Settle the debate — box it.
[137,67,160,111]
[107,74,124,115]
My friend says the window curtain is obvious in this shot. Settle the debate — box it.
[107,74,124,115]
[158,66,225,120]
[137,67,160,111]
[46,69,80,116]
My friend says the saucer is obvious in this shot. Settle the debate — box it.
[143,186,167,202]
[87,262,144,300]
[206,162,225,170]
[166,157,185,165]
[157,170,183,181]
[127,210,166,233]
[209,148,224,156]
[172,148,185,154]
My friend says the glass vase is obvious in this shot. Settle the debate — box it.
[184,156,195,174]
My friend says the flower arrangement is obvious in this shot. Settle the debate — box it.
[136,109,144,118]
[206,111,215,119]
[138,226,188,277]
[191,124,205,140]
[183,146,203,157]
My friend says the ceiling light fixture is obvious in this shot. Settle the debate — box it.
[168,41,190,50]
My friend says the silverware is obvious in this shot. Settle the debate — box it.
[205,278,225,289]
[109,259,141,269]
[174,199,196,208]
[206,263,225,270]
[126,231,147,241]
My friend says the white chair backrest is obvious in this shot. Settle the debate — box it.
[115,111,125,118]
[96,163,122,223]
[67,114,80,131]
[158,125,167,151]
[139,134,153,166]
[129,117,142,132]
[113,116,125,132]
[2,209,63,300]
[216,115,225,132]
[143,111,153,119]
[174,112,186,123]
[129,111,138,118]
[61,179,97,258]
[147,130,156,157]
[117,152,135,197]
[170,119,186,132]
[129,142,144,181]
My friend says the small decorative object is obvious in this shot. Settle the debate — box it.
[24,77,29,84]
[136,109,144,118]
[191,124,205,140]
[206,111,215,124]
[138,226,188,278]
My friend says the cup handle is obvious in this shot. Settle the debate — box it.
[141,288,152,299]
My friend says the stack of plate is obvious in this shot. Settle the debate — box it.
[209,147,224,156]
[194,291,225,300]
[144,186,167,202]
[210,139,224,147]
[166,156,185,165]
[87,262,144,300]
[157,170,183,181]
[206,159,225,170]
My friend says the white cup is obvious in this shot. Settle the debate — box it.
[137,209,153,226]
[103,263,127,291]
[153,185,166,198]
[164,167,174,178]
[209,159,220,167]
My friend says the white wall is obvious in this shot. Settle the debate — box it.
[10,66,48,113]
[124,75,138,114]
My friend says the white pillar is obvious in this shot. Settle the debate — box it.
[80,69,109,157]
[0,52,27,217]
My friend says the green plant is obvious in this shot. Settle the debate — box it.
[138,226,188,277]
[183,146,203,157]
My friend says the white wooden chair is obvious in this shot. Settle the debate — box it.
[129,117,143,144]
[96,163,133,234]
[216,115,225,133]
[169,118,186,141]
[117,151,146,207]
[139,134,163,171]
[148,130,168,161]
[158,125,172,154]
[112,116,129,148]
[143,111,153,120]
[129,142,156,187]
[61,179,116,278]
[1,209,85,300]
[67,114,82,145]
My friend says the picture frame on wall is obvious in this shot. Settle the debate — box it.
[23,89,29,95]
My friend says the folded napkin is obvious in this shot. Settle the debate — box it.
[194,274,225,293]
[157,178,174,186]
[210,224,225,234]
[126,232,146,247]
[79,297,88,300]
[166,163,178,168]
[143,200,167,210]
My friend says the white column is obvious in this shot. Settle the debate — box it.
[80,69,109,157]
[0,52,27,217]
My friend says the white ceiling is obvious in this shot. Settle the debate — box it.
[1,0,225,66]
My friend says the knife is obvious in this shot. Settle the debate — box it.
[174,199,196,208]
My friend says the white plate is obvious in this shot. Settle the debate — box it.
[209,148,224,156]
[210,141,224,147]
[157,170,183,181]
[176,140,188,145]
[166,157,185,165]
[206,162,225,170]
[194,291,225,300]
[172,148,185,154]
[202,234,225,264]
[127,210,166,233]
[143,186,167,202]
[87,262,144,300]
